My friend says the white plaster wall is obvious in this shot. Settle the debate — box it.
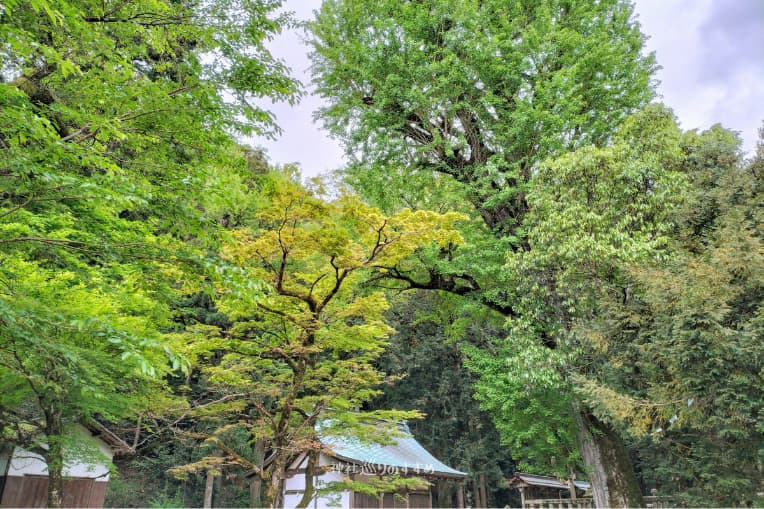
[284,458,350,508]
[285,471,307,491]
[5,427,113,480]
[314,470,349,509]
[283,491,305,508]
[284,488,348,509]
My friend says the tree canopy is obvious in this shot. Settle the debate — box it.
[311,0,656,237]
[310,1,660,505]
[2,0,763,508]
[1,0,295,504]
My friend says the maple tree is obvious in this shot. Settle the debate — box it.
[171,172,465,508]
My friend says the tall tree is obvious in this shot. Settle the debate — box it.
[311,0,655,238]
[0,0,296,504]
[575,124,764,506]
[310,0,657,505]
[463,105,686,506]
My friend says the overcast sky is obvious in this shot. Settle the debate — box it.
[254,0,764,176]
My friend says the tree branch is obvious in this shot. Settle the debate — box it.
[366,265,518,318]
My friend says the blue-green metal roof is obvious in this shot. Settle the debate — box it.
[322,429,468,479]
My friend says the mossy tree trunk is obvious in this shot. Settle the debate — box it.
[44,408,64,508]
[577,409,643,507]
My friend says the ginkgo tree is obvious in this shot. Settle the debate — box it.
[171,172,465,508]
[310,2,659,504]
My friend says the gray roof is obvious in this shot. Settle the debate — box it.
[322,429,468,479]
[509,473,590,491]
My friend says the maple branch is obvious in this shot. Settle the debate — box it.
[252,399,276,431]
[260,346,299,372]
[275,221,316,308]
[317,266,348,313]
[307,273,327,300]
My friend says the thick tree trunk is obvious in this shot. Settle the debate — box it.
[576,408,643,508]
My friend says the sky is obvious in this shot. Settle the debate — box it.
[254,0,764,177]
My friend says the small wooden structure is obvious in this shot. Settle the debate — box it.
[283,428,468,508]
[0,426,113,508]
[508,473,590,509]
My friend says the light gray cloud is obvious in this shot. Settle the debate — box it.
[698,0,764,83]
[635,0,764,153]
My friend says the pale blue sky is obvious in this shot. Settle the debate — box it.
[253,0,764,177]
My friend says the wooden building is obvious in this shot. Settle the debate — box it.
[283,427,468,508]
[0,426,113,508]
[508,473,590,508]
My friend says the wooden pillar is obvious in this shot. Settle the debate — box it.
[519,487,526,509]
[456,483,465,509]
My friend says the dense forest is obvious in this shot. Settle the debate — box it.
[0,0,762,507]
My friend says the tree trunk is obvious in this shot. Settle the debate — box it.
[250,439,266,508]
[44,417,65,508]
[204,470,214,508]
[296,451,317,509]
[479,473,489,509]
[576,408,643,508]
[46,454,64,509]
[472,478,483,508]
[250,476,262,509]
[264,453,288,509]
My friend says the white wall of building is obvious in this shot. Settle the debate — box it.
[284,453,351,508]
[4,426,113,480]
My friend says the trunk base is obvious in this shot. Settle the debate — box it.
[577,409,643,508]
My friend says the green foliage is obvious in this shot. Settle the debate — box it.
[463,318,580,477]
[573,125,764,506]
[311,3,661,502]
[3,0,760,505]
[311,0,656,236]
[169,172,466,507]
[0,0,296,504]
[454,106,687,479]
